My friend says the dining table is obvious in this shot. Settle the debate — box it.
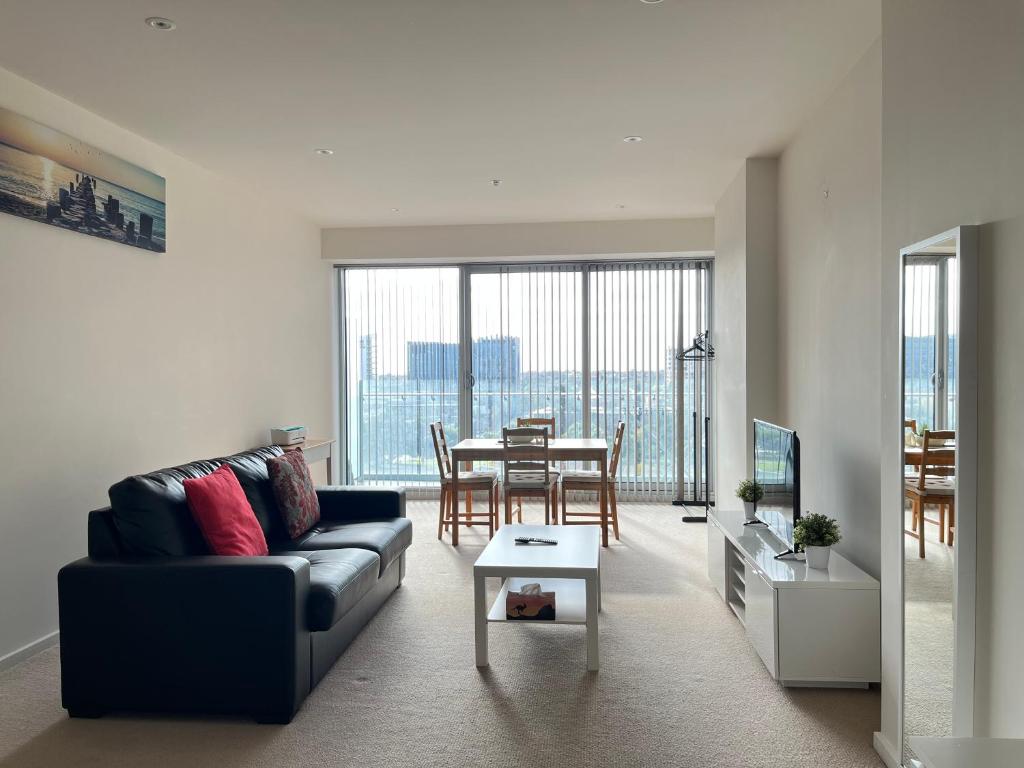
[448,437,611,547]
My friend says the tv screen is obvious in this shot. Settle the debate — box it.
[753,420,801,549]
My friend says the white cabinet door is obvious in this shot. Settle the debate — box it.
[706,518,727,601]
[744,563,778,678]
[776,588,881,683]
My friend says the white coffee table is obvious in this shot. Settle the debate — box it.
[473,524,601,671]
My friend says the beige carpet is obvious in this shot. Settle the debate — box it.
[902,508,955,762]
[0,501,882,768]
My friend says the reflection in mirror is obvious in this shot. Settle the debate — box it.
[902,237,957,766]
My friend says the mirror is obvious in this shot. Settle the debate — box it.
[900,228,977,766]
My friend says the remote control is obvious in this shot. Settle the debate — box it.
[514,536,558,545]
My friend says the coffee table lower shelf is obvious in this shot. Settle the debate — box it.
[487,577,587,624]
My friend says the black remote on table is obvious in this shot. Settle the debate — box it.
[514,536,558,545]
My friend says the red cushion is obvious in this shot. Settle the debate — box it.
[184,464,268,556]
[267,449,321,539]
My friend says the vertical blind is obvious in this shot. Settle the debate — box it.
[339,260,711,497]
[589,262,708,498]
[469,265,584,442]
[903,256,958,432]
[342,267,460,483]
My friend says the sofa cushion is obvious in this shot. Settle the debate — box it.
[282,518,412,575]
[266,450,321,539]
[108,446,284,557]
[226,447,288,543]
[184,465,269,556]
[277,549,381,631]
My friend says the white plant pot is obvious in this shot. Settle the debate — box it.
[743,501,757,521]
[804,545,831,570]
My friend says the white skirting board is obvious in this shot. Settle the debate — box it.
[0,630,59,672]
[874,731,901,768]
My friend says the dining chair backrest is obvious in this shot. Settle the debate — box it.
[517,417,556,468]
[516,416,555,438]
[608,421,626,480]
[904,418,917,433]
[429,421,452,481]
[502,426,550,485]
[916,429,956,489]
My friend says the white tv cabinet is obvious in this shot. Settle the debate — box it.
[707,508,880,687]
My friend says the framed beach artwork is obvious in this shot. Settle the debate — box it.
[0,106,165,252]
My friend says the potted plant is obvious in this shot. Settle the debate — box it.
[793,513,842,569]
[735,479,764,522]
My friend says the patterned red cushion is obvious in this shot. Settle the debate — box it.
[267,450,321,539]
[183,464,268,556]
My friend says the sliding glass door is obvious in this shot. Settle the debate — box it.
[467,265,584,441]
[589,262,708,498]
[338,260,711,497]
[341,267,460,484]
[903,254,958,432]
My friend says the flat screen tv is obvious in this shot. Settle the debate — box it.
[753,420,801,550]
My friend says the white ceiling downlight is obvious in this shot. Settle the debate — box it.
[314,148,334,156]
[640,0,665,4]
[623,136,644,143]
[145,17,176,31]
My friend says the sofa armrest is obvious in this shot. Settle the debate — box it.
[315,486,406,523]
[58,556,311,722]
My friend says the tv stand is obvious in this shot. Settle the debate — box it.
[706,508,880,687]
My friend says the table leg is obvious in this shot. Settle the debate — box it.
[452,458,460,546]
[466,460,473,525]
[325,453,334,485]
[600,458,609,548]
[474,571,488,667]
[586,573,599,671]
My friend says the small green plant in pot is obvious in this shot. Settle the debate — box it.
[793,513,842,570]
[735,479,764,522]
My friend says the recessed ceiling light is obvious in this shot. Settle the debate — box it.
[623,136,644,143]
[640,0,665,4]
[391,208,400,212]
[616,204,626,209]
[145,17,176,31]
[313,148,334,156]
[491,179,502,187]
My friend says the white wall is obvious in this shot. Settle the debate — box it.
[777,41,882,577]
[879,0,1024,745]
[322,217,713,263]
[713,158,778,503]
[0,68,333,664]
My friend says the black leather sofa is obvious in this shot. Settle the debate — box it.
[57,446,411,724]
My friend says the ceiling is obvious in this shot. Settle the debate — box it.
[0,1,880,227]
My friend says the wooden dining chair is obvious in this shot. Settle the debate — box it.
[560,421,624,539]
[430,421,498,541]
[502,426,558,525]
[904,429,955,559]
[515,416,559,518]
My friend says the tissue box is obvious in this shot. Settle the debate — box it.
[506,585,556,621]
[270,426,307,446]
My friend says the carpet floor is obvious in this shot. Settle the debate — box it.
[0,501,882,768]
[902,508,955,762]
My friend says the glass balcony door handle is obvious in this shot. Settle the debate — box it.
[465,372,476,388]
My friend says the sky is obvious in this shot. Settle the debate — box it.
[0,105,165,202]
